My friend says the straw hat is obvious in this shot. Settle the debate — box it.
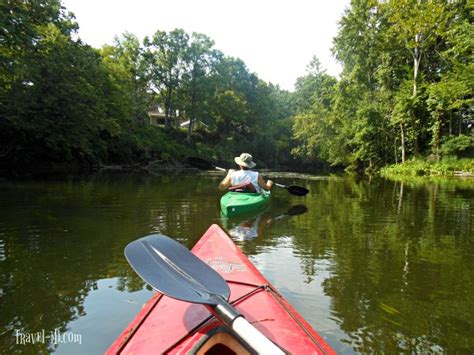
[234,153,256,168]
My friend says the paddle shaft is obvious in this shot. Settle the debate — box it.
[214,166,227,172]
[212,299,284,354]
[233,317,283,354]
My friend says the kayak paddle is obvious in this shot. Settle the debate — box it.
[125,234,284,354]
[188,156,309,196]
[274,183,309,196]
[187,157,227,172]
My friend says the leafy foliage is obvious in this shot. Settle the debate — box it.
[441,135,473,158]
[1,1,296,170]
[1,0,471,173]
[292,0,473,173]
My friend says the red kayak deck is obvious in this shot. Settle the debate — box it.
[107,224,334,354]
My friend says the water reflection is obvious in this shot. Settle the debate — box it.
[0,174,472,353]
[223,204,308,241]
[0,174,218,354]
[298,178,474,353]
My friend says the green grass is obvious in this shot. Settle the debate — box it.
[380,158,474,178]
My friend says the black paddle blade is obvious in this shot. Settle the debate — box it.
[125,235,230,305]
[188,157,214,170]
[287,185,309,196]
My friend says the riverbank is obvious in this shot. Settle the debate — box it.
[380,158,474,179]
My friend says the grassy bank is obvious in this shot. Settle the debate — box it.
[380,158,474,179]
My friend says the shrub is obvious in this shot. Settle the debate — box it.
[441,135,473,158]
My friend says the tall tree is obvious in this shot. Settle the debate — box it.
[331,0,394,169]
[292,57,337,164]
[181,33,219,142]
[1,0,125,165]
[326,0,470,170]
[2,24,121,164]
[384,0,451,159]
[426,1,474,160]
[0,0,77,159]
[210,57,256,140]
[213,89,249,139]
[144,29,189,128]
[101,32,150,124]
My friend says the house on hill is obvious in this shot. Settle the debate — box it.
[148,106,185,127]
[180,119,208,129]
[148,105,209,130]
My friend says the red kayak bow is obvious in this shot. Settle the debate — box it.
[107,224,334,354]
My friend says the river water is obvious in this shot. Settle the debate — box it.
[0,172,473,354]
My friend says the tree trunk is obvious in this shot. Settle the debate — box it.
[187,73,198,143]
[412,38,421,157]
[413,55,420,97]
[168,88,175,128]
[414,132,420,157]
[432,113,441,161]
[400,122,406,163]
[413,34,421,96]
[187,113,195,143]
[394,136,398,164]
[165,104,170,128]
[187,94,195,143]
[449,112,452,136]
[165,89,172,128]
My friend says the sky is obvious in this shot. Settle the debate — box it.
[62,0,350,91]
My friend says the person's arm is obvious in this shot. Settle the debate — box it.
[219,170,235,191]
[258,174,273,191]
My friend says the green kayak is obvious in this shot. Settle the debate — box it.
[220,191,270,217]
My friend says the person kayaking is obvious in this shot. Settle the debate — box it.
[219,153,273,192]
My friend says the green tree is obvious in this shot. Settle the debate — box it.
[181,33,219,142]
[384,0,451,159]
[1,0,76,160]
[1,0,122,165]
[214,89,249,139]
[326,0,470,171]
[292,57,337,165]
[144,29,189,128]
[207,57,256,153]
[426,2,474,159]
[101,32,150,124]
[331,0,395,170]
[17,27,120,162]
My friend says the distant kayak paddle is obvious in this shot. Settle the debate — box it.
[274,183,309,196]
[187,157,227,172]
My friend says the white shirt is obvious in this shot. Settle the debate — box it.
[230,170,261,192]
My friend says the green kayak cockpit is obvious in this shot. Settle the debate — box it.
[220,191,270,217]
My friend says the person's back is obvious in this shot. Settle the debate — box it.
[219,153,273,193]
[229,169,261,192]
